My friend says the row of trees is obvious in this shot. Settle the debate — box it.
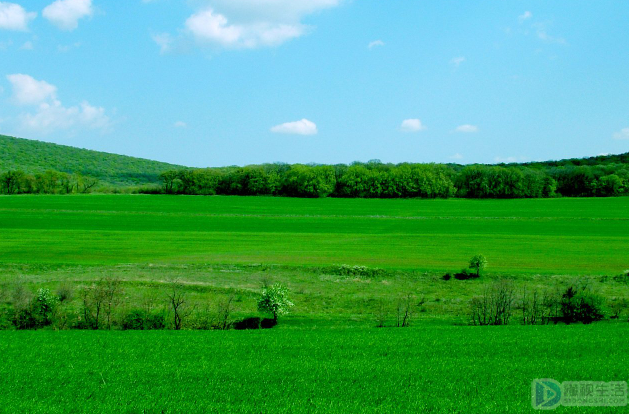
[156,161,629,198]
[469,279,607,326]
[0,278,293,331]
[0,170,99,195]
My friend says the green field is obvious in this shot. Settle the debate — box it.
[1,195,628,274]
[1,326,628,413]
[1,195,629,412]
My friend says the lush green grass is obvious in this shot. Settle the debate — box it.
[0,135,182,186]
[1,195,628,274]
[2,195,628,413]
[1,325,627,413]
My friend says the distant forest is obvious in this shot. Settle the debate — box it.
[154,153,629,199]
[1,131,628,198]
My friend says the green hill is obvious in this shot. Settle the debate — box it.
[0,134,183,186]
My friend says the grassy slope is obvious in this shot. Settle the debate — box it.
[0,195,628,274]
[1,326,628,413]
[0,134,183,186]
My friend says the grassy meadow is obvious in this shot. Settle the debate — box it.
[1,195,628,273]
[1,194,629,412]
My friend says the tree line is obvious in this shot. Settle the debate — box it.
[0,170,99,195]
[154,160,629,198]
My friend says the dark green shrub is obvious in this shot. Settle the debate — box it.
[122,309,166,330]
[261,318,277,329]
[122,309,146,330]
[234,317,261,330]
[560,285,604,324]
[455,269,478,280]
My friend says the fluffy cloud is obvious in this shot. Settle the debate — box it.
[271,118,317,135]
[0,2,36,31]
[400,119,425,133]
[450,153,463,160]
[174,121,187,128]
[368,40,384,49]
[613,128,629,140]
[7,74,57,105]
[169,0,340,51]
[455,124,479,133]
[7,73,110,134]
[185,8,304,48]
[43,0,92,31]
[20,100,109,133]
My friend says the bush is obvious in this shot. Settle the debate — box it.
[454,268,478,280]
[442,273,452,281]
[121,309,166,330]
[560,284,604,324]
[122,309,146,330]
[260,318,277,329]
[234,317,261,330]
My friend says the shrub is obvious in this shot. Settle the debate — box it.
[234,317,261,330]
[32,288,59,327]
[122,309,166,330]
[56,283,74,303]
[260,318,277,329]
[454,268,478,280]
[559,284,604,324]
[442,273,451,281]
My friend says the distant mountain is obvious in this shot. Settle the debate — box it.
[0,135,184,186]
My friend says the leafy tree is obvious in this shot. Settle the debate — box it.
[469,254,488,277]
[257,283,294,323]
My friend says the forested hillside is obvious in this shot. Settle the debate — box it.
[1,134,628,198]
[0,135,182,186]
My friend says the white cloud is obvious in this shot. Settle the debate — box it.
[7,73,110,134]
[271,118,317,135]
[518,11,532,23]
[20,100,110,133]
[368,40,384,49]
[185,8,305,48]
[450,56,465,67]
[455,124,479,133]
[170,0,340,51]
[7,74,57,105]
[0,2,36,31]
[613,128,629,140]
[400,119,425,133]
[174,121,187,128]
[43,0,92,31]
[450,153,463,160]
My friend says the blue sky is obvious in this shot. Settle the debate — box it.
[1,0,628,167]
